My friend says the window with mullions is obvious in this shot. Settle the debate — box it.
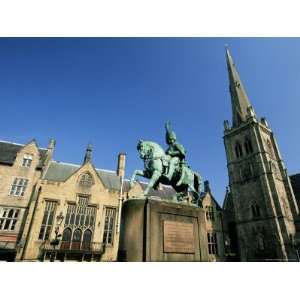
[103,208,116,246]
[22,154,33,167]
[235,142,243,158]
[207,232,218,255]
[38,201,57,240]
[244,138,253,155]
[64,197,96,229]
[0,207,20,231]
[205,206,215,221]
[9,178,29,196]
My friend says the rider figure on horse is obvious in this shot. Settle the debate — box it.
[164,121,186,181]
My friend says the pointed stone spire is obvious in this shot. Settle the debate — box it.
[83,143,92,164]
[225,47,255,127]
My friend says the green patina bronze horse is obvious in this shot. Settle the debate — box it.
[130,140,202,204]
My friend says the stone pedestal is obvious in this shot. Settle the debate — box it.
[118,198,209,262]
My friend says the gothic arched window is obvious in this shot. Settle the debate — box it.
[72,229,82,250]
[79,172,94,187]
[256,233,265,251]
[61,228,72,250]
[82,229,92,250]
[251,204,261,218]
[235,142,243,158]
[244,138,253,155]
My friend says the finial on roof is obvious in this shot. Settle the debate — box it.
[47,138,56,150]
[83,143,92,164]
[204,180,211,193]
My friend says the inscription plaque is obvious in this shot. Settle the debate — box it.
[163,220,195,253]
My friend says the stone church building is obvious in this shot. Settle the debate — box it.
[0,49,299,261]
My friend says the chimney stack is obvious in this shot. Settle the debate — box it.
[117,153,126,178]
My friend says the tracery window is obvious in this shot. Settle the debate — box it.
[79,172,94,187]
[38,201,57,240]
[61,228,72,249]
[235,142,243,158]
[62,195,96,250]
[207,232,218,255]
[82,229,92,250]
[72,229,82,250]
[0,207,20,231]
[103,208,116,246]
[9,178,28,196]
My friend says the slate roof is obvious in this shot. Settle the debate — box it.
[43,161,121,191]
[290,174,300,203]
[0,140,48,169]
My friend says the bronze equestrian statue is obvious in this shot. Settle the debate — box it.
[130,122,202,204]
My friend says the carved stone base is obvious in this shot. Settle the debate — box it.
[118,198,209,262]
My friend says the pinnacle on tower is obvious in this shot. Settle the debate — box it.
[83,143,92,164]
[225,47,255,127]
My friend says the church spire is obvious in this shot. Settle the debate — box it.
[225,47,255,127]
[83,143,92,164]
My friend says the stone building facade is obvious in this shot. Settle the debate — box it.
[0,138,226,261]
[0,139,52,261]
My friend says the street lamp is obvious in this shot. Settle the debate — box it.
[49,212,64,262]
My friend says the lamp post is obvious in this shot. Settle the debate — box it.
[290,235,300,262]
[49,212,64,262]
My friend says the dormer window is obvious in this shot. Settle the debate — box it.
[22,154,33,167]
[79,172,93,187]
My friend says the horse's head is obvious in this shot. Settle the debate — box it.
[137,140,152,160]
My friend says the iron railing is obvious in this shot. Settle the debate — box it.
[41,241,105,254]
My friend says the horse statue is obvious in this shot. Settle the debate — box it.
[130,140,202,204]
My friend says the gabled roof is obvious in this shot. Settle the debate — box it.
[43,161,121,191]
[200,191,222,211]
[0,140,48,169]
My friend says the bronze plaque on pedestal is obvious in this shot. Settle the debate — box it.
[163,220,195,253]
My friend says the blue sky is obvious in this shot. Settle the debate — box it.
[1,38,300,204]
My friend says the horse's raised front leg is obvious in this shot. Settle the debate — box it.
[144,170,161,196]
[130,169,145,188]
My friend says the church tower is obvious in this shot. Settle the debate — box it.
[223,48,299,261]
